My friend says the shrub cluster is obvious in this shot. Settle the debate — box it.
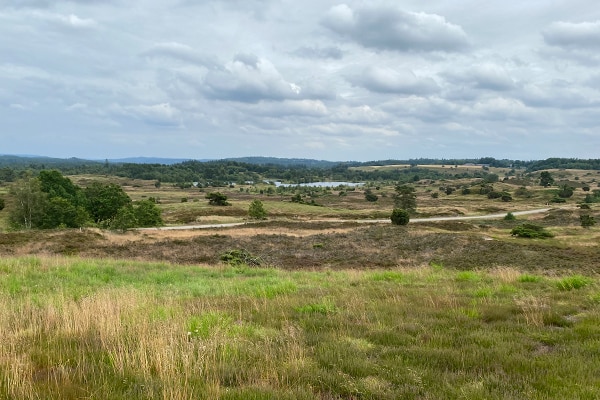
[511,223,553,239]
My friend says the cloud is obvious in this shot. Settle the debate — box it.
[445,63,515,91]
[331,105,389,124]
[110,103,183,127]
[292,45,344,60]
[203,55,303,103]
[519,81,600,109]
[244,99,328,117]
[543,20,600,49]
[469,97,532,121]
[140,42,220,69]
[1,0,110,8]
[322,4,469,52]
[349,66,439,95]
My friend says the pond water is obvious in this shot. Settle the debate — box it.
[271,181,365,188]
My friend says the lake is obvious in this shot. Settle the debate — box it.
[271,181,365,188]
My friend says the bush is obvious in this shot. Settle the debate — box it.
[248,199,267,219]
[0,197,4,211]
[206,192,230,206]
[390,209,410,226]
[580,215,596,228]
[364,189,378,202]
[511,223,553,239]
[504,212,516,221]
[220,249,261,267]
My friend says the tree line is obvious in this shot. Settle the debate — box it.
[5,170,162,230]
[1,156,600,187]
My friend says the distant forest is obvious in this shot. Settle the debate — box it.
[1,155,599,186]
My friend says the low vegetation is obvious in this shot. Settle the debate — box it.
[0,256,598,399]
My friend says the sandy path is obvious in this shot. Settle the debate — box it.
[138,208,551,232]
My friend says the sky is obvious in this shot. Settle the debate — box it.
[1,0,600,161]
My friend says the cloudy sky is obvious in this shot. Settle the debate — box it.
[2,0,600,161]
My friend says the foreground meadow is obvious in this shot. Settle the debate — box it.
[1,257,598,399]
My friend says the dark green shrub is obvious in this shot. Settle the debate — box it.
[557,185,574,198]
[504,212,516,221]
[390,209,410,226]
[511,223,553,239]
[206,192,230,206]
[580,215,596,228]
[364,190,378,202]
[501,193,513,202]
[220,249,261,267]
[248,199,267,219]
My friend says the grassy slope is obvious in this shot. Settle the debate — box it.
[1,257,599,399]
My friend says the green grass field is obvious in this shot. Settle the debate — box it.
[1,256,598,399]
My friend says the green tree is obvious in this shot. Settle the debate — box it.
[110,206,138,231]
[206,192,230,206]
[38,170,85,207]
[248,199,267,219]
[41,197,88,229]
[8,176,47,229]
[391,209,410,225]
[133,200,163,227]
[84,182,132,224]
[540,171,554,187]
[393,184,416,212]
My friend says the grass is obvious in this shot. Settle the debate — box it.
[0,256,599,399]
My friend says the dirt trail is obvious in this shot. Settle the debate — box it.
[138,208,551,232]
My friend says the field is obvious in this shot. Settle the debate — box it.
[1,257,599,399]
[0,168,599,398]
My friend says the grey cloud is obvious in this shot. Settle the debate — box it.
[203,56,303,103]
[350,66,439,95]
[1,0,112,9]
[322,4,469,52]
[543,20,600,49]
[241,100,328,118]
[110,102,183,127]
[140,42,220,69]
[234,53,260,68]
[292,46,344,60]
[445,63,515,91]
[519,81,600,109]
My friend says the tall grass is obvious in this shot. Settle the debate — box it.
[0,257,598,399]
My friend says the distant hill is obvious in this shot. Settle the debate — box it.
[223,156,340,168]
[0,155,99,167]
[106,157,211,165]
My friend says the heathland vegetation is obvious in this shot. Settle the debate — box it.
[0,155,599,398]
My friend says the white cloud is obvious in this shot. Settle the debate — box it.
[543,20,600,49]
[322,4,469,52]
[445,63,515,91]
[111,103,183,127]
[349,66,439,95]
[203,56,303,103]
